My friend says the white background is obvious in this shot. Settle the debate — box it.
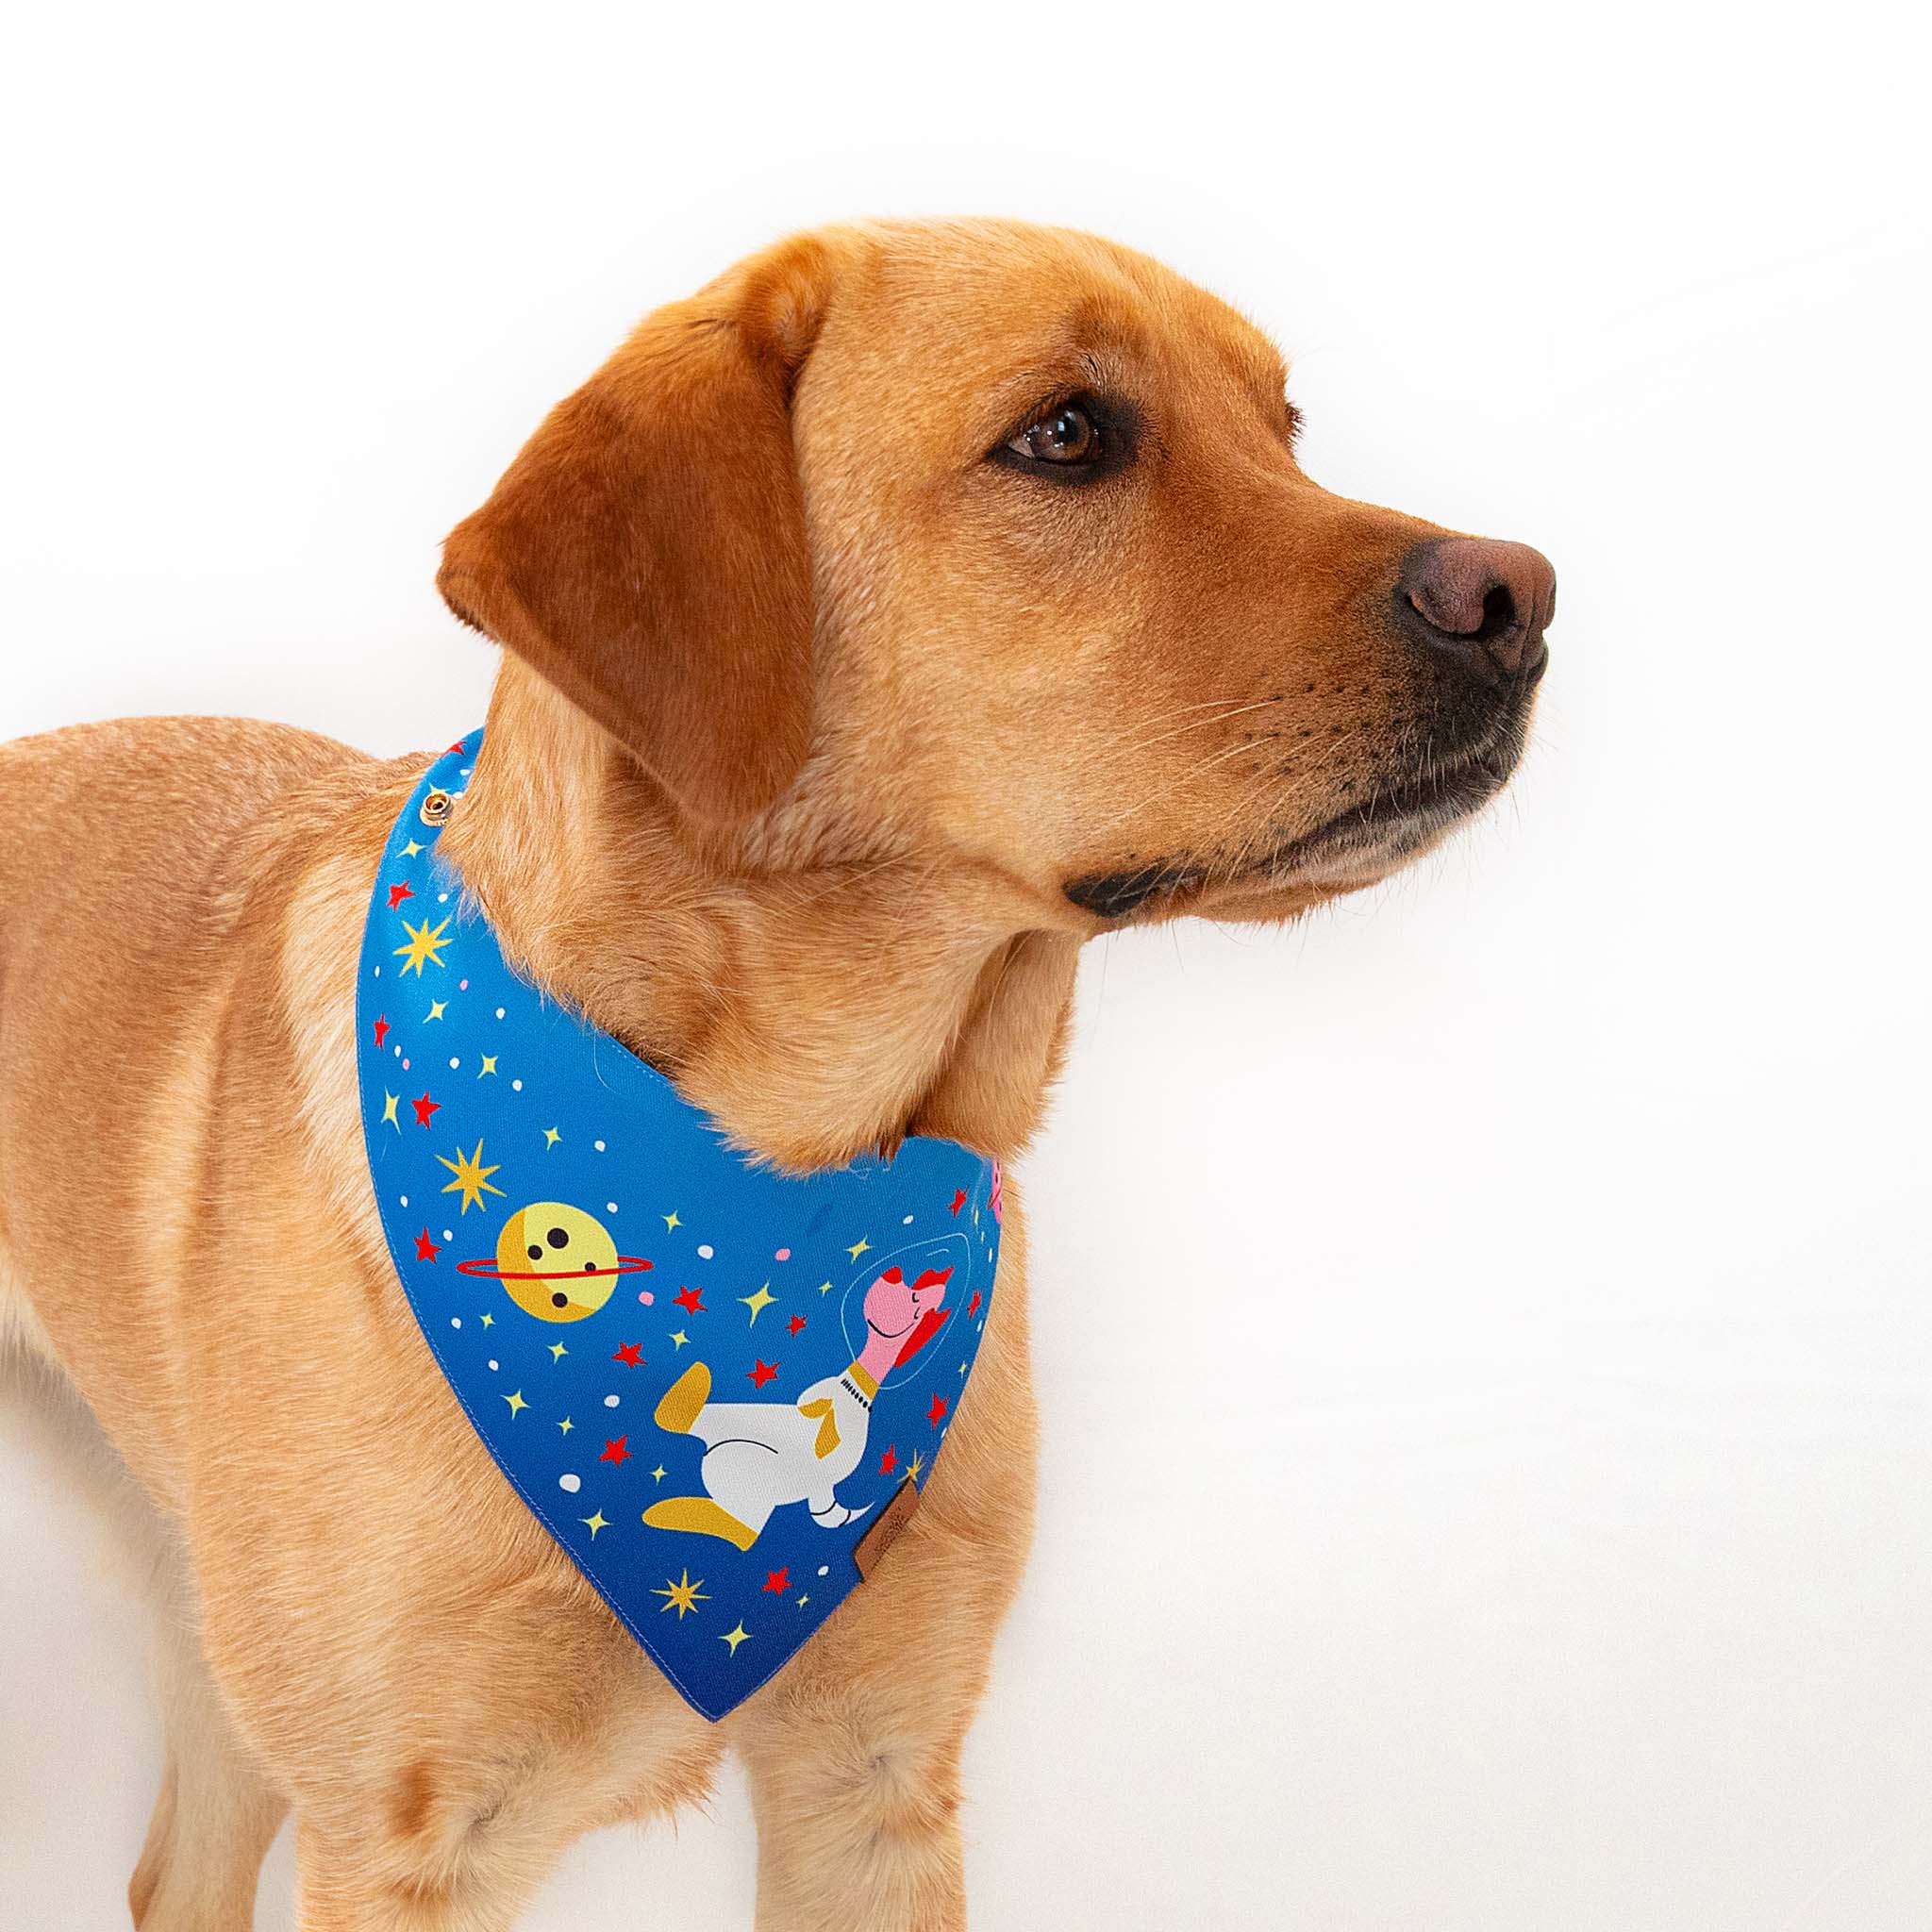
[3,3,1928,1926]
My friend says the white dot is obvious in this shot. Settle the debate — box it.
[594,1140,606,1152]
[512,1079,523,1091]
[450,1317,461,1329]
[399,1195,408,1208]
[604,1393,620,1407]
[488,1358,499,1372]
[495,1007,506,1020]
[817,1566,829,1577]
[392,1043,401,1058]
[558,1473,581,1494]
[374,964,381,976]
[448,1057,459,1070]
[437,891,449,903]
[902,1214,913,1224]
[697,1244,714,1259]
[442,1229,453,1241]
[607,1202,618,1214]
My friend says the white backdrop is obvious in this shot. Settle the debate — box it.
[3,3,1928,1927]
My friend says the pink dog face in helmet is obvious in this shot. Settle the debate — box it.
[863,1264,952,1368]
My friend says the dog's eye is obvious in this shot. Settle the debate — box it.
[990,391,1135,484]
[1007,403,1102,466]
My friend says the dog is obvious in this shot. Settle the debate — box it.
[0,218,1553,1929]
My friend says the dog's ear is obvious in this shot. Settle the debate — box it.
[437,234,843,824]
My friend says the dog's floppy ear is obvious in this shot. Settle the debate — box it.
[437,234,842,824]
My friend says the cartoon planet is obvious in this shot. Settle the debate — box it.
[457,1201,651,1323]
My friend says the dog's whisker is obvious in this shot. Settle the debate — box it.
[1072,694,1284,773]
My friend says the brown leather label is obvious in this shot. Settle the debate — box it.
[855,1478,922,1581]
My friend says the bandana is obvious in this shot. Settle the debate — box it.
[355,735,1002,1720]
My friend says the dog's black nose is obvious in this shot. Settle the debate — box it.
[1396,538,1556,684]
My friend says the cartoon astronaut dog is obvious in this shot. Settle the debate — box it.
[643,1264,952,1550]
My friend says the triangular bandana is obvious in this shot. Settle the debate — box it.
[356,735,1003,1719]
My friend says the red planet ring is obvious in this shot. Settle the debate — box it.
[457,1257,653,1281]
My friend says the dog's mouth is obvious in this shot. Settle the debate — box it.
[1064,690,1536,921]
[1266,724,1524,875]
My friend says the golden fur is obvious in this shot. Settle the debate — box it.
[0,219,1545,1928]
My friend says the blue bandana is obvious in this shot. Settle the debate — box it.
[355,735,1003,1720]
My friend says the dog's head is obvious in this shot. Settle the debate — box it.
[439,219,1551,936]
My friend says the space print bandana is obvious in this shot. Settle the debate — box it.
[356,735,1002,1721]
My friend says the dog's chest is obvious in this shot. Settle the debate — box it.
[353,734,1006,1721]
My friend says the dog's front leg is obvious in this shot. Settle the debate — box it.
[737,1691,972,1932]
[729,1250,1037,1930]
[730,1485,1028,1932]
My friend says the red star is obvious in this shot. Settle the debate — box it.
[762,1566,791,1594]
[787,1314,807,1336]
[879,1445,898,1474]
[611,1342,644,1367]
[674,1286,705,1315]
[446,739,468,755]
[373,1015,391,1048]
[926,1394,948,1426]
[387,881,414,910]
[600,1435,631,1464]
[411,1092,440,1127]
[967,1290,982,1317]
[949,1188,968,1215]
[748,1359,778,1389]
[413,1228,441,1262]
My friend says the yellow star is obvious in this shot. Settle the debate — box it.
[741,1283,775,1324]
[663,1210,681,1230]
[477,1055,497,1076]
[425,998,447,1022]
[558,1416,573,1434]
[548,1341,567,1361]
[542,1126,561,1148]
[393,915,452,977]
[670,1329,689,1350]
[796,1593,809,1607]
[438,1138,504,1213]
[818,1280,833,1295]
[651,1464,667,1481]
[654,1568,708,1619]
[907,1451,924,1483]
[478,1311,493,1328]
[720,1621,751,1656]
[401,838,424,858]
[503,1390,527,1417]
[582,1510,609,1538]
[845,1237,871,1261]
[380,1091,401,1131]
[959,1361,968,1375]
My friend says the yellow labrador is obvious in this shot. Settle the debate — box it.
[0,219,1552,1929]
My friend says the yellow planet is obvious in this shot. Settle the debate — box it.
[458,1201,649,1323]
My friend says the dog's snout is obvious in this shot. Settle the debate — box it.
[1395,538,1556,684]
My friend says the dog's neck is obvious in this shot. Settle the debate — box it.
[438,662,1079,1173]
